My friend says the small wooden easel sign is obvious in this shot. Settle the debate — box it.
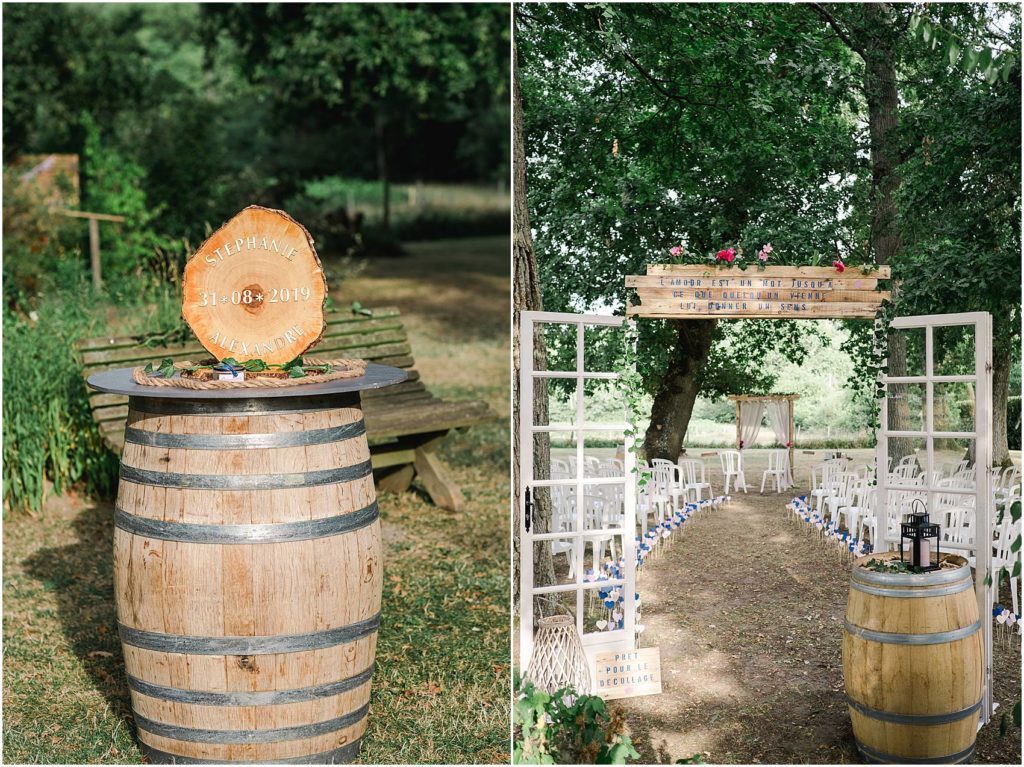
[593,647,663,700]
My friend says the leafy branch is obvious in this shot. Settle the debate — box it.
[909,13,1017,85]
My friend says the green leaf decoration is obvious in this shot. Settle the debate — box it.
[221,357,240,367]
[965,48,979,72]
[947,41,961,67]
[1001,55,1015,82]
[351,300,373,317]
[243,359,267,373]
[1010,501,1021,523]
[1013,559,1021,579]
[1011,534,1021,554]
[288,366,306,378]
[977,46,993,71]
[143,362,154,374]
[157,358,176,378]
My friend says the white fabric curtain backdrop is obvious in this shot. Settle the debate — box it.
[765,399,793,487]
[738,401,766,450]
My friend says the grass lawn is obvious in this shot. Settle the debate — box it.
[2,236,511,764]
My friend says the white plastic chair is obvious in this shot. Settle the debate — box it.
[992,490,1021,616]
[678,458,713,502]
[810,460,844,513]
[836,476,868,533]
[651,458,686,512]
[824,471,857,523]
[760,449,789,494]
[719,450,748,494]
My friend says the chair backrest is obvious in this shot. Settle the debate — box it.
[836,471,858,499]
[678,458,704,485]
[767,449,787,472]
[583,494,609,530]
[720,450,742,473]
[1001,465,1020,493]
[821,459,845,485]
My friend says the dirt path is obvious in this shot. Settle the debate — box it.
[619,469,1021,764]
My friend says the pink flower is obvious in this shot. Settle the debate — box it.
[758,250,769,262]
[716,247,736,263]
[833,259,845,273]
[763,243,773,254]
[669,246,682,256]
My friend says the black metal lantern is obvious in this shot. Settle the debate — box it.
[900,500,940,571]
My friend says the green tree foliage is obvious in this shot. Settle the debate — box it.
[519,2,865,455]
[519,3,1021,453]
[3,3,510,243]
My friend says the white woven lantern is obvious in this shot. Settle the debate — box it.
[525,614,592,695]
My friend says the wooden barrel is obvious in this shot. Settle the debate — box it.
[113,392,382,764]
[843,552,982,764]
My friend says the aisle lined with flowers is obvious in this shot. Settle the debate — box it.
[614,481,1021,764]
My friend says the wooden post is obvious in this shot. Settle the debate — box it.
[88,217,101,289]
[50,208,125,291]
[788,399,795,486]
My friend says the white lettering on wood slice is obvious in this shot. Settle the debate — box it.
[182,206,327,365]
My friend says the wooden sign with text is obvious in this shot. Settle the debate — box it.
[594,647,663,700]
[627,264,891,319]
[182,206,328,364]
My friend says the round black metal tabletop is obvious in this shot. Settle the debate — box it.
[87,362,407,399]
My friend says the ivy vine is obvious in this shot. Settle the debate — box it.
[142,356,332,379]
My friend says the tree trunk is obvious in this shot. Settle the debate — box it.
[375,113,391,232]
[642,320,717,461]
[512,33,555,618]
[861,4,916,466]
[992,347,1011,467]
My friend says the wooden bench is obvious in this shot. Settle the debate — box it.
[75,306,495,511]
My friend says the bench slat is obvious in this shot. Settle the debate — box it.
[364,400,494,439]
[80,329,409,368]
[77,307,404,352]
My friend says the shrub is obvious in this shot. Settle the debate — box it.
[3,303,119,513]
[513,673,640,764]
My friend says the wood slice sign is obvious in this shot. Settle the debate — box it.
[182,205,327,365]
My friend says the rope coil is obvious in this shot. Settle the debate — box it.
[131,358,368,390]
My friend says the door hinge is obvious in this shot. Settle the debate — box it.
[524,486,533,533]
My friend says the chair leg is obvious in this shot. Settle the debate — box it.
[760,472,767,494]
